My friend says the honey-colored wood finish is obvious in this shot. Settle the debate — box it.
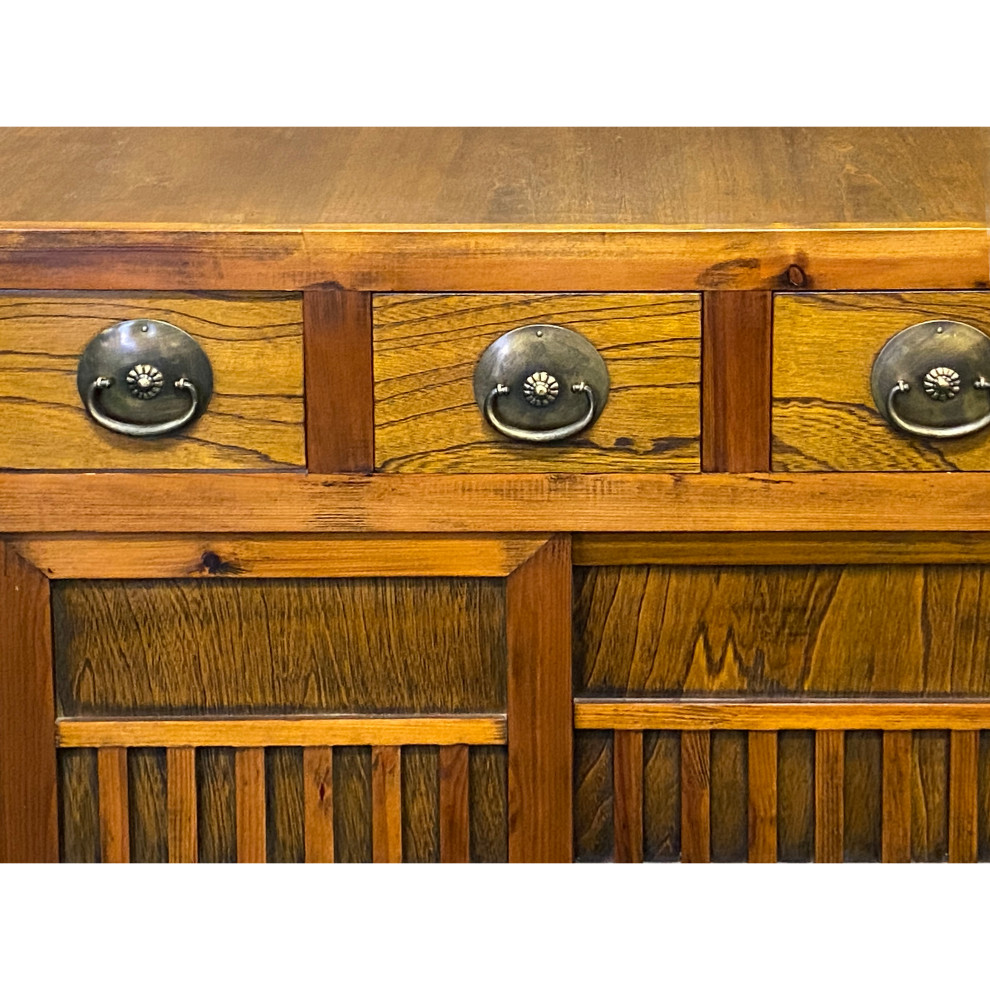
[774,293,990,471]
[97,748,130,863]
[613,731,644,863]
[235,748,266,863]
[882,732,912,862]
[127,749,167,863]
[680,731,711,863]
[302,747,334,863]
[949,731,979,863]
[372,746,402,863]
[374,293,700,473]
[439,745,470,864]
[0,292,303,470]
[815,731,845,863]
[167,748,197,863]
[747,732,777,862]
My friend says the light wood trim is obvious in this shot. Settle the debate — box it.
[613,730,644,863]
[575,701,990,732]
[882,732,912,863]
[372,746,402,864]
[747,731,777,863]
[167,748,197,863]
[57,716,506,749]
[97,748,129,864]
[949,731,979,864]
[0,224,984,292]
[439,745,470,864]
[303,747,334,864]
[235,748,266,864]
[681,731,711,863]
[15,473,990,535]
[814,731,844,863]
[13,534,549,579]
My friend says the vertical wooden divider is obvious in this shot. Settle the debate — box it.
[97,748,130,863]
[235,748,266,863]
[439,745,470,863]
[815,730,844,863]
[949,730,978,863]
[882,731,912,863]
[681,731,711,863]
[747,731,778,863]
[167,747,198,863]
[0,544,57,862]
[613,730,644,863]
[372,745,402,863]
[303,288,374,473]
[507,536,572,862]
[303,747,335,863]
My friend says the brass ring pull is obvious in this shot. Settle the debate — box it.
[484,381,596,443]
[85,375,200,438]
[886,376,990,439]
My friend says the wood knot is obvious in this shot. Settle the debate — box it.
[786,264,807,287]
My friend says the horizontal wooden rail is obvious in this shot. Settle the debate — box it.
[575,700,990,731]
[57,715,506,748]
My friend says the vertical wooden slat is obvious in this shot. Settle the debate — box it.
[949,730,978,863]
[882,731,912,863]
[303,288,374,473]
[748,731,777,863]
[439,745,470,863]
[507,536,572,863]
[701,290,772,472]
[303,747,334,863]
[167,747,197,863]
[613,730,644,863]
[815,730,844,863]
[97,747,130,863]
[372,745,402,863]
[777,731,814,862]
[235,747,266,863]
[681,730,711,863]
[0,544,57,862]
[710,731,747,861]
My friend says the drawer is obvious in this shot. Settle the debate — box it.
[774,292,990,471]
[0,292,304,470]
[373,293,701,472]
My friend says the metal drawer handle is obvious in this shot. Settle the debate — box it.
[86,374,200,438]
[886,375,990,439]
[484,381,596,443]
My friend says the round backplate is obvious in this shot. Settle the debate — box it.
[76,319,213,428]
[472,324,610,434]
[870,320,990,433]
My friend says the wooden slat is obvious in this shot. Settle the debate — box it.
[372,746,402,863]
[439,745,470,864]
[949,730,979,863]
[303,747,334,863]
[613,730,644,863]
[882,731,912,862]
[97,748,130,863]
[57,716,506,749]
[575,701,990,732]
[747,731,777,863]
[815,731,845,863]
[166,748,197,863]
[303,289,373,473]
[681,731,711,863]
[0,544,57,862]
[702,291,771,472]
[235,748,266,864]
[17,472,990,536]
[507,536,572,863]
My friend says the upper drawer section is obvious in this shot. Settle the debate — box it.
[373,293,701,473]
[0,292,304,471]
[774,292,990,471]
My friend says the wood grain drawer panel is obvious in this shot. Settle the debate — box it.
[53,578,505,715]
[373,293,700,472]
[773,292,990,471]
[575,564,990,698]
[0,292,304,470]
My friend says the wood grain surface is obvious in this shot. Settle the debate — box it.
[303,747,335,863]
[404,747,440,864]
[167,747,197,863]
[681,731,711,863]
[97,747,130,863]
[774,293,990,471]
[643,731,680,861]
[778,731,814,862]
[332,747,372,863]
[266,747,304,864]
[128,748,167,863]
[845,731,882,862]
[469,747,508,863]
[372,746,402,863]
[882,732,912,862]
[0,292,303,470]
[58,748,99,863]
[710,731,746,862]
[197,748,237,863]
[438,745,468,863]
[575,564,990,697]
[53,577,505,715]
[235,748,266,863]
[613,731,644,863]
[910,730,949,863]
[815,731,844,863]
[573,731,613,862]
[747,732,777,862]
[374,293,700,473]
[949,731,978,862]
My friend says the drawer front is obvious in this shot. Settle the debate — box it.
[774,292,990,471]
[0,292,304,470]
[374,293,701,473]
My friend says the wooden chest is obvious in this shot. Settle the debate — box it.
[2,126,989,862]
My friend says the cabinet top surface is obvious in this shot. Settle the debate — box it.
[0,127,986,228]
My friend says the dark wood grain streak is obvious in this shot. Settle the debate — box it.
[402,747,439,864]
[304,289,373,473]
[58,749,99,863]
[128,749,167,864]
[681,731,711,863]
[372,746,402,863]
[778,731,814,862]
[815,731,844,863]
[266,748,304,864]
[469,747,507,863]
[949,731,978,863]
[702,291,771,472]
[882,732,912,863]
[334,747,372,863]
[748,732,777,863]
[0,544,57,862]
[303,747,334,863]
[97,748,129,863]
[235,748,266,863]
[167,748,197,863]
[507,537,572,862]
[613,731,643,863]
[844,731,881,862]
[911,731,948,863]
[643,731,680,862]
[197,748,236,863]
[978,734,990,861]
[439,746,469,864]
[573,731,612,863]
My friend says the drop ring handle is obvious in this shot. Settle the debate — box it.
[85,375,200,438]
[887,376,990,439]
[484,381,596,443]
